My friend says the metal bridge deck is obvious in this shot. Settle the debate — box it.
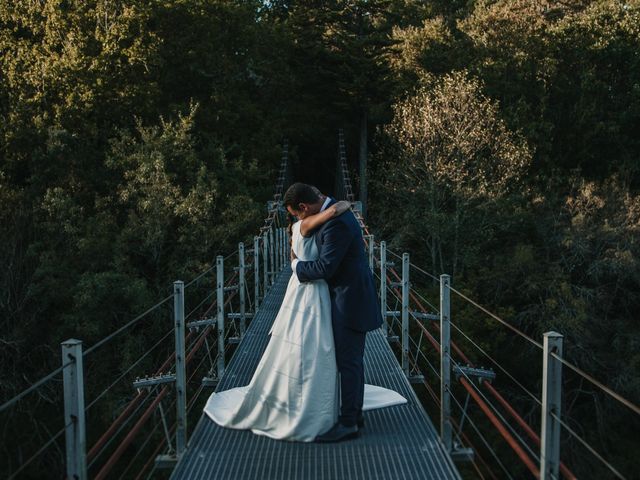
[171,269,461,480]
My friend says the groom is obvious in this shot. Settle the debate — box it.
[283,182,382,442]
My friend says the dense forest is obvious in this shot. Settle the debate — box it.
[1,0,638,478]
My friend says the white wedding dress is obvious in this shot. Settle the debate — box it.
[203,220,407,442]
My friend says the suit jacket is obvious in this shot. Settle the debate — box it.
[295,198,383,333]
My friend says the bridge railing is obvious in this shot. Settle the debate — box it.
[1,142,292,480]
[335,129,637,480]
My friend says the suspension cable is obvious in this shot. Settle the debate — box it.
[184,263,217,288]
[85,329,174,411]
[550,352,640,417]
[549,411,627,480]
[449,321,542,407]
[83,293,174,357]
[448,285,543,350]
[88,389,155,469]
[7,420,70,480]
[0,361,71,414]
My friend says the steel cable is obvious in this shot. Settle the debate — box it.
[449,320,542,407]
[0,361,71,413]
[85,329,174,412]
[549,411,627,479]
[450,356,541,464]
[83,294,174,357]
[549,352,640,417]
[7,420,71,480]
[88,388,156,469]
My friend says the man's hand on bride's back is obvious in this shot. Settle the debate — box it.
[332,201,351,216]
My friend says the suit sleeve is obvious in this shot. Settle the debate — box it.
[296,219,353,282]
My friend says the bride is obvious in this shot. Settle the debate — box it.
[203,201,406,442]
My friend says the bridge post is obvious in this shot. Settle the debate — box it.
[367,235,374,272]
[283,227,288,269]
[379,241,388,338]
[279,228,284,271]
[216,255,225,378]
[280,227,285,271]
[254,236,260,310]
[269,228,275,285]
[174,281,187,456]
[440,274,453,452]
[238,242,246,338]
[274,226,280,274]
[262,231,269,294]
[401,253,410,377]
[61,339,87,480]
[541,332,563,480]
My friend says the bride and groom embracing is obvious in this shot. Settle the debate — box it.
[203,182,406,443]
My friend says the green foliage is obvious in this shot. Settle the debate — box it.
[1,0,639,477]
[372,2,640,477]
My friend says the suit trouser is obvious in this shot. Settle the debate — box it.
[333,323,366,427]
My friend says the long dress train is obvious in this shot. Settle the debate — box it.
[203,221,406,442]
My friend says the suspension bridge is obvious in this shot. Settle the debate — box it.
[1,132,638,479]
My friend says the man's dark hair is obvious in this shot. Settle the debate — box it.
[283,182,321,209]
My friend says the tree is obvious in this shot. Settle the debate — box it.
[376,70,531,276]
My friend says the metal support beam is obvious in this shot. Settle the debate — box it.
[216,256,225,379]
[254,236,260,310]
[380,241,388,337]
[280,227,285,271]
[541,331,563,480]
[262,231,269,293]
[274,226,280,273]
[401,253,410,377]
[366,235,374,272]
[133,374,176,390]
[269,229,275,284]
[238,242,246,338]
[283,228,288,270]
[173,281,187,456]
[453,365,496,383]
[61,339,87,480]
[440,274,452,452]
[187,318,216,330]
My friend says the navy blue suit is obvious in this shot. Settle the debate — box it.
[296,198,382,426]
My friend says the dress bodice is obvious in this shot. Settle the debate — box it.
[292,221,319,262]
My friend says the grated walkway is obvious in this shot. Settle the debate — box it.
[171,268,461,480]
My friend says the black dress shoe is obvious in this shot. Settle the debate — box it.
[315,422,359,443]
